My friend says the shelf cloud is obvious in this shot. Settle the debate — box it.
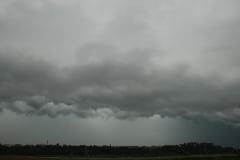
[0,44,240,126]
[0,0,240,131]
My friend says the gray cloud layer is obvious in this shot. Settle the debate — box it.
[0,0,240,126]
[0,44,240,126]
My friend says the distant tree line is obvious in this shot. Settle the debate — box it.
[0,142,238,157]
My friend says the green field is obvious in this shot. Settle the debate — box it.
[0,155,240,160]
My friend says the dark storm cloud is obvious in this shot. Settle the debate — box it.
[0,0,240,129]
[0,44,240,126]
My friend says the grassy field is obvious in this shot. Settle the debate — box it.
[0,155,240,160]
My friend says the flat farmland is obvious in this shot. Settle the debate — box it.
[0,155,240,160]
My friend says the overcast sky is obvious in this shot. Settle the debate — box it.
[0,0,240,147]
